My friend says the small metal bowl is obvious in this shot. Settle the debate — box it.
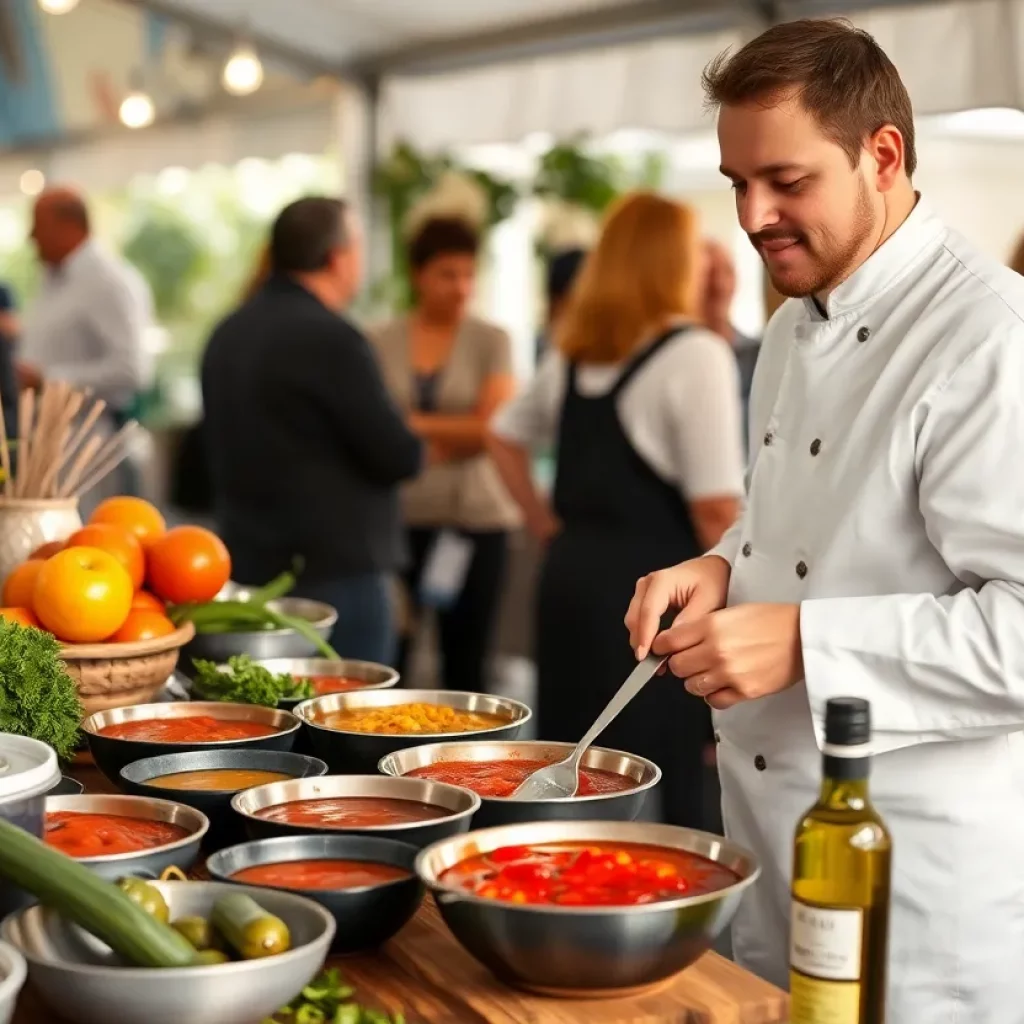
[178,594,338,674]
[83,702,301,785]
[231,775,480,849]
[379,740,661,829]
[118,749,329,852]
[417,820,760,997]
[0,940,26,1024]
[1,880,335,1024]
[294,689,530,773]
[208,834,423,954]
[194,657,400,711]
[45,794,208,880]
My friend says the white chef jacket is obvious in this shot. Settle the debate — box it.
[20,240,150,409]
[711,197,1024,1024]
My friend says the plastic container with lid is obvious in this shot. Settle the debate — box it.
[0,734,61,922]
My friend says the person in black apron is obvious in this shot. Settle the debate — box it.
[535,325,711,829]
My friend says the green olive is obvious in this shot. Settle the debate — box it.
[117,878,169,924]
[192,948,230,966]
[171,915,216,950]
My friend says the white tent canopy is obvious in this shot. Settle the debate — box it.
[135,0,1024,151]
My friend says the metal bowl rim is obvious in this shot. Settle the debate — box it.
[118,750,329,792]
[207,833,423,896]
[0,881,335,977]
[415,820,761,916]
[293,689,532,741]
[81,702,302,743]
[44,794,210,863]
[229,773,482,832]
[192,596,338,638]
[0,939,26,1004]
[377,740,662,804]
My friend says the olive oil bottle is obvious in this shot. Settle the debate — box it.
[790,697,892,1024]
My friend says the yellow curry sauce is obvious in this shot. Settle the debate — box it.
[321,703,510,735]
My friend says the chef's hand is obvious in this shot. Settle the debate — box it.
[625,555,731,660]
[652,603,804,709]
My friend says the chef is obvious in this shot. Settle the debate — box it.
[625,19,1024,1024]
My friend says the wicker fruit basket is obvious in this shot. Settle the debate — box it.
[60,622,196,717]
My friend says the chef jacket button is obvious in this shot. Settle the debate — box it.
[754,754,767,771]
[796,560,808,578]
[714,732,721,744]
[742,542,752,557]
[810,438,822,456]
[857,326,870,342]
[763,431,774,446]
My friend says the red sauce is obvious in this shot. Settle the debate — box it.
[305,676,367,695]
[407,759,637,798]
[45,811,189,857]
[441,841,740,907]
[255,796,449,828]
[232,858,411,889]
[99,716,279,743]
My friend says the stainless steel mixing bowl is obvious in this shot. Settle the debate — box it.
[231,774,480,849]
[177,594,338,672]
[1,880,335,1024]
[83,702,301,784]
[0,941,26,1024]
[416,819,760,997]
[294,689,530,773]
[45,794,208,879]
[378,740,661,829]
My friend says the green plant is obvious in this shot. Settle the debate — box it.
[533,139,624,214]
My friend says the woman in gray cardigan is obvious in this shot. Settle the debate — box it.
[369,218,518,692]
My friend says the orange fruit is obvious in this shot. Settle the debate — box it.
[89,497,166,549]
[146,526,231,605]
[0,607,40,628]
[109,609,176,643]
[131,590,166,612]
[33,546,134,644]
[66,523,145,590]
[3,560,44,608]
[30,540,65,560]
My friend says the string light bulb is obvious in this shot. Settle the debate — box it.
[222,42,264,96]
[19,170,45,197]
[119,89,155,129]
[38,0,79,14]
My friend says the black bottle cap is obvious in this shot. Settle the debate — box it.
[824,697,871,746]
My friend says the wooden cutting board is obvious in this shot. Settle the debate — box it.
[374,899,789,1024]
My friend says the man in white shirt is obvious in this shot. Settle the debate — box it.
[626,18,1024,1024]
[18,187,150,411]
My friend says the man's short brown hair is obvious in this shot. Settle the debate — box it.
[702,18,916,177]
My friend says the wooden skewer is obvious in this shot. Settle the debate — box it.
[57,434,103,498]
[14,389,35,499]
[0,387,11,499]
[71,422,142,498]
[24,383,58,498]
[37,387,83,498]
[48,397,106,494]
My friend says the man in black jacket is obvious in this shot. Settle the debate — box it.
[201,197,423,662]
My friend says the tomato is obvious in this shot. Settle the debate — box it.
[30,540,65,560]
[2,560,44,608]
[0,607,40,628]
[145,526,231,604]
[89,497,166,549]
[131,590,165,612]
[66,524,145,590]
[33,546,134,644]
[110,609,176,643]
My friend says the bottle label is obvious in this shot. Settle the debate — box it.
[789,898,863,1024]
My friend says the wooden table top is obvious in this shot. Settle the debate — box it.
[10,758,789,1024]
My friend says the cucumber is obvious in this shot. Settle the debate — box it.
[0,818,198,968]
[212,892,291,959]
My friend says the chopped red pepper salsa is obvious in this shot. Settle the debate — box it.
[440,841,740,907]
[406,759,637,798]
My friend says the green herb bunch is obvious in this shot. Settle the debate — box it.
[191,654,313,708]
[0,621,82,760]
